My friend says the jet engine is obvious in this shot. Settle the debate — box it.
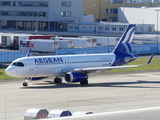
[65,72,88,83]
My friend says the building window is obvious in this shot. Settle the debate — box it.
[61,1,71,7]
[113,9,118,14]
[12,2,16,6]
[69,26,73,29]
[18,2,48,7]
[110,0,160,3]
[119,27,124,31]
[1,1,10,6]
[112,27,116,31]
[74,26,78,29]
[61,11,71,17]
[106,9,110,14]
[106,8,118,14]
[106,0,111,3]
[99,27,103,30]
[0,11,47,17]
[112,0,123,3]
[105,27,109,31]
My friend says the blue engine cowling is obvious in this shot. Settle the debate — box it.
[65,72,88,82]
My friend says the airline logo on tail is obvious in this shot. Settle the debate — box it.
[113,24,135,55]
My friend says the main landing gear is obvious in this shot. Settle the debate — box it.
[80,79,88,85]
[80,73,88,85]
[54,77,62,84]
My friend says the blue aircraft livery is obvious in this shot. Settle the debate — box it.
[35,57,63,64]
[5,24,154,87]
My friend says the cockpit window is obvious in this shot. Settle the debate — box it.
[11,62,24,67]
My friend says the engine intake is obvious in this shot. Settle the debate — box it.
[65,72,88,82]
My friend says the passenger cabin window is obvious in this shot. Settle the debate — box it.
[12,62,24,67]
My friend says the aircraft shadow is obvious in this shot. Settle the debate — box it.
[21,80,160,89]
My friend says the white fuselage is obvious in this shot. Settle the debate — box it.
[5,53,116,78]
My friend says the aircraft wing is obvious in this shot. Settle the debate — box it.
[61,54,154,73]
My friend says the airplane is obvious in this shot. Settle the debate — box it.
[5,24,154,87]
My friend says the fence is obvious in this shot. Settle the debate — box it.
[0,51,27,62]
[0,43,159,62]
[56,43,160,55]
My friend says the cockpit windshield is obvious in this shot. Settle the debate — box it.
[11,62,24,67]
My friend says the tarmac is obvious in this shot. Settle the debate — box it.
[0,71,160,120]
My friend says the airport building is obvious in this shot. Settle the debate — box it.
[118,7,160,31]
[68,22,154,35]
[83,0,160,22]
[0,0,84,31]
[0,0,159,35]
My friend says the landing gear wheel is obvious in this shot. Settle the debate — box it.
[23,82,28,87]
[57,78,62,83]
[54,78,62,84]
[80,79,88,85]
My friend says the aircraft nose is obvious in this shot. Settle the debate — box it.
[5,67,18,77]
[5,67,12,76]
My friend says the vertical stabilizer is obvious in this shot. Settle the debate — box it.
[113,24,135,55]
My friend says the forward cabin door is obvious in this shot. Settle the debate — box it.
[28,59,34,75]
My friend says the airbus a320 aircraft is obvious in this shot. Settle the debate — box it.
[5,24,153,87]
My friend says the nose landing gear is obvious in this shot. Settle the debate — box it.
[23,79,28,87]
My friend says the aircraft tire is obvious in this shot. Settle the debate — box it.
[80,79,88,85]
[23,82,28,87]
[57,78,62,83]
[54,78,62,84]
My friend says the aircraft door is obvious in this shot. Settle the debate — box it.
[28,59,34,74]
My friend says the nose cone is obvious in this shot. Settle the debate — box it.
[5,67,13,77]
[5,66,19,77]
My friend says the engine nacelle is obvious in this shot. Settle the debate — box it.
[65,72,88,83]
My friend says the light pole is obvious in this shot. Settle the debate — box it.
[53,12,57,53]
[95,4,99,22]
[156,9,159,54]
[35,3,38,33]
[107,10,110,53]
[15,6,17,30]
[123,0,124,23]
[107,23,109,53]
[142,19,144,33]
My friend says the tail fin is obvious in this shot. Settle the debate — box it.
[113,24,136,55]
